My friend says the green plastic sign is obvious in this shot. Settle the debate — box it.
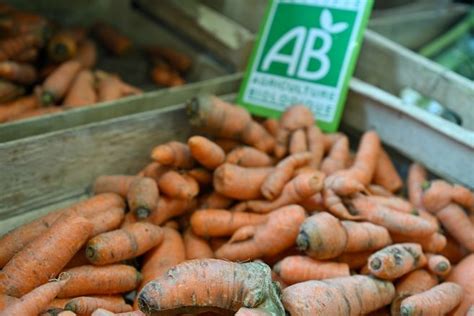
[238,0,373,131]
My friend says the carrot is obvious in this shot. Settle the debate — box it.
[281,275,395,316]
[0,95,39,123]
[63,69,96,107]
[0,294,19,310]
[92,22,131,56]
[323,188,362,220]
[306,125,325,168]
[157,170,199,200]
[325,130,381,195]
[321,135,350,175]
[322,132,344,152]
[93,175,138,197]
[86,222,163,265]
[447,254,474,315]
[190,209,268,238]
[47,296,126,310]
[262,118,279,137]
[407,163,427,209]
[186,94,274,153]
[40,60,82,105]
[0,215,92,297]
[146,46,192,73]
[261,152,312,200]
[273,255,350,285]
[88,207,125,237]
[349,194,437,237]
[127,177,159,218]
[400,282,463,316]
[57,265,140,298]
[198,191,233,209]
[0,61,37,84]
[213,163,273,200]
[137,259,284,315]
[436,203,474,252]
[92,310,145,316]
[246,171,325,213]
[341,221,392,253]
[226,146,273,167]
[12,47,38,63]
[63,248,90,270]
[96,71,141,102]
[150,61,184,87]
[0,79,24,102]
[390,232,447,253]
[146,196,197,225]
[74,39,97,69]
[390,269,439,316]
[151,141,194,169]
[439,235,468,264]
[274,104,314,158]
[0,33,41,62]
[186,168,212,188]
[47,28,85,63]
[334,251,373,269]
[373,149,402,192]
[139,162,169,181]
[12,106,63,120]
[422,180,474,213]
[289,128,307,154]
[426,254,451,276]
[187,136,225,169]
[215,205,306,261]
[367,195,415,214]
[214,138,242,153]
[299,192,325,212]
[184,228,214,260]
[368,243,427,280]
[367,184,393,197]
[65,297,132,315]
[0,276,68,316]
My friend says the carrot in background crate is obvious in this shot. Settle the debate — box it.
[74,39,97,69]
[373,149,402,192]
[151,141,194,169]
[12,47,38,63]
[96,71,142,102]
[158,170,199,200]
[151,60,185,87]
[40,59,82,105]
[184,228,214,260]
[390,232,446,253]
[147,46,192,73]
[0,61,37,84]
[63,69,96,107]
[0,79,24,103]
[0,95,39,123]
[0,33,41,62]
[188,136,225,169]
[226,146,273,167]
[127,177,159,219]
[47,27,86,63]
[92,22,131,56]
[186,168,212,188]
[65,297,132,315]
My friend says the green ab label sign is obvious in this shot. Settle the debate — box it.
[239,0,373,132]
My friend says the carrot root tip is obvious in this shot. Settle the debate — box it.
[370,257,382,270]
[400,306,413,316]
[65,302,77,312]
[421,181,431,191]
[136,207,150,219]
[41,91,55,105]
[437,262,449,272]
[85,245,97,261]
[296,230,309,251]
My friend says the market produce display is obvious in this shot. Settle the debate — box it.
[0,3,191,124]
[0,95,473,316]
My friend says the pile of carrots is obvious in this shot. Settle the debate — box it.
[0,3,191,124]
[0,94,473,316]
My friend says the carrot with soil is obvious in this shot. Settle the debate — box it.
[184,228,214,260]
[158,170,199,200]
[422,180,474,213]
[65,297,132,315]
[40,59,82,105]
[0,95,39,122]
[320,135,350,175]
[127,177,159,219]
[226,146,273,167]
[0,79,24,102]
[63,69,96,107]
[426,254,451,276]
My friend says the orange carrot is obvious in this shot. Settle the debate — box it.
[158,170,199,200]
[439,235,468,264]
[63,248,89,270]
[0,61,36,84]
[322,132,344,153]
[368,243,427,280]
[226,146,273,167]
[334,251,373,269]
[93,175,138,197]
[88,207,125,237]
[41,60,82,105]
[0,33,41,62]
[341,220,392,253]
[422,180,474,213]
[306,124,325,168]
[186,168,212,187]
[390,232,446,253]
[146,196,197,224]
[214,138,242,153]
[407,163,427,209]
[63,69,96,107]
[447,254,474,315]
[261,152,312,200]
[215,205,306,261]
[92,22,131,56]
[184,228,214,260]
[289,128,307,154]
[325,131,381,195]
[187,136,225,169]
[190,209,268,238]
[186,94,274,153]
[127,177,159,219]
[0,294,19,310]
[58,265,140,298]
[0,79,24,102]
[150,61,184,87]
[47,28,85,63]
[390,269,439,316]
[273,255,350,285]
[151,141,194,169]
[213,163,273,200]
[95,73,122,102]
[323,188,362,220]
[74,39,97,69]
[367,184,393,197]
[262,118,279,137]
[299,192,325,212]
[138,259,284,315]
[425,254,451,276]
[321,135,350,175]
[400,282,463,316]
[0,215,92,297]
[367,195,415,214]
[65,297,132,315]
[282,275,395,316]
[246,171,325,213]
[198,191,233,209]
[373,149,402,192]
[138,162,168,180]
[146,46,192,73]
[436,203,474,252]
[0,95,39,123]
[0,276,68,316]
[86,222,163,265]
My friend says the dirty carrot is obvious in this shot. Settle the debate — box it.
[198,191,233,209]
[213,163,273,200]
[151,141,194,169]
[158,170,199,200]
[321,135,350,175]
[96,73,123,102]
[63,69,96,107]
[262,118,279,137]
[373,149,403,192]
[425,254,451,276]
[299,192,325,212]
[322,132,344,153]
[447,254,474,315]
[407,163,427,209]
[261,152,312,200]
[273,255,350,285]
[0,61,37,84]
[341,221,392,253]
[0,215,92,297]
[214,138,242,153]
[92,22,131,56]
[146,196,197,224]
[41,59,82,105]
[289,128,307,154]
[436,203,474,252]
[226,146,273,167]
[187,136,225,169]
[88,207,125,236]
[306,125,325,168]
[422,180,474,213]
[190,209,268,238]
[215,205,306,261]
[65,297,132,315]
[86,222,163,265]
[74,39,97,69]
[186,94,274,153]
[0,95,39,123]
[368,243,427,280]
[0,79,24,102]
[400,282,463,316]
[185,168,212,188]
[390,232,446,253]
[334,251,373,269]
[184,228,214,260]
[127,177,159,218]
[46,29,84,63]
[138,162,169,181]
[58,264,140,298]
[93,175,138,197]
[151,61,184,87]
[439,235,468,264]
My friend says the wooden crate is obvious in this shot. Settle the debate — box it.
[1,74,472,235]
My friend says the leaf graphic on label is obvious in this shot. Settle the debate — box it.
[330,22,348,33]
[320,9,333,32]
